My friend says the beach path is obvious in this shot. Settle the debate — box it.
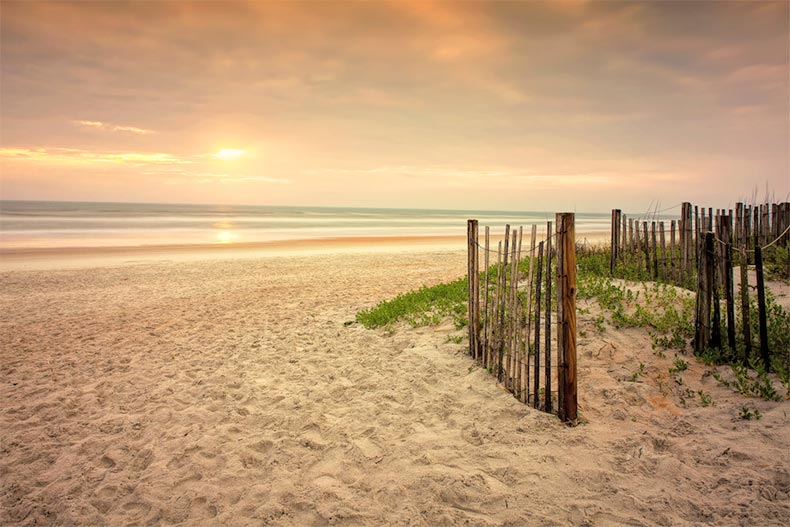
[1,250,788,526]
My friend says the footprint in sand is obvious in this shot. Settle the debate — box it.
[175,471,203,487]
[353,437,382,460]
[312,475,354,500]
[95,485,117,500]
[249,439,274,454]
[191,496,219,519]
[98,455,116,469]
[122,501,151,516]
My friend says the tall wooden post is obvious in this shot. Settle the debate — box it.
[467,220,474,356]
[555,220,564,414]
[544,221,553,413]
[472,220,480,359]
[557,213,577,422]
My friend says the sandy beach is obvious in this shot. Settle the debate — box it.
[1,242,788,526]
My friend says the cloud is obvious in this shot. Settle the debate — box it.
[1,1,787,208]
[0,147,186,166]
[74,120,155,134]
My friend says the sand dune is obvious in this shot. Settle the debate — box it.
[1,249,788,526]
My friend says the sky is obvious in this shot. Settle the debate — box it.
[1,0,788,212]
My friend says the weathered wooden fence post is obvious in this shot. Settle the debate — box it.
[659,221,666,281]
[739,243,752,363]
[483,226,490,367]
[721,216,736,351]
[642,221,650,276]
[556,220,564,415]
[492,240,503,368]
[610,209,621,274]
[557,213,577,422]
[621,213,628,263]
[472,220,480,359]
[754,239,770,371]
[505,229,518,389]
[670,220,677,283]
[681,202,692,280]
[710,230,722,351]
[497,224,510,383]
[533,241,544,409]
[651,221,658,280]
[467,220,474,356]
[693,205,700,283]
[694,232,713,354]
[544,221,553,414]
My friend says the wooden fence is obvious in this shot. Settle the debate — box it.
[466,214,578,422]
[609,201,790,368]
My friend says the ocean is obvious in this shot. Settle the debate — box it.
[0,200,618,250]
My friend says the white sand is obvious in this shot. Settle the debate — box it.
[1,246,788,526]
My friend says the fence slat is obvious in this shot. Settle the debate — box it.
[533,241,544,409]
[483,226,490,367]
[492,241,503,369]
[738,243,751,363]
[721,216,736,351]
[642,222,650,276]
[496,224,510,382]
[755,240,770,371]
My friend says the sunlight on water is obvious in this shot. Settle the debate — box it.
[214,229,239,244]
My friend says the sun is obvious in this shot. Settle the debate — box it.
[214,148,245,160]
[215,230,238,244]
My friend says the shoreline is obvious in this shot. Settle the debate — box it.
[0,231,609,271]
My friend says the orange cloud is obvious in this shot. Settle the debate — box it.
[74,120,155,134]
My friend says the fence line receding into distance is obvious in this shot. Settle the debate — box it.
[608,201,790,369]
